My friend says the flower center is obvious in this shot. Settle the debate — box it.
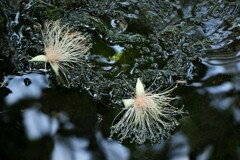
[45,46,63,63]
[134,94,152,109]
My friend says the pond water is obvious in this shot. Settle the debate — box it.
[0,0,240,160]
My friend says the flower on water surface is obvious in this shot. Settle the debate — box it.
[30,20,91,84]
[110,78,185,144]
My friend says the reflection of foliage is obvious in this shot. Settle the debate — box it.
[109,52,123,62]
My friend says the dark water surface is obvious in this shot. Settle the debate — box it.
[0,0,240,160]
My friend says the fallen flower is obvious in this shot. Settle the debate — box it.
[30,20,91,85]
[110,78,185,144]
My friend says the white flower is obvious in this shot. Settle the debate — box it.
[30,20,90,84]
[110,78,185,144]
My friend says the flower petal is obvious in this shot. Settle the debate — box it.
[122,99,134,108]
[50,62,60,76]
[29,55,48,62]
[136,78,145,95]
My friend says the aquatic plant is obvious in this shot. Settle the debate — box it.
[30,20,91,84]
[110,78,185,144]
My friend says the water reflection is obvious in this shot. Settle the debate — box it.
[196,145,213,160]
[168,133,190,160]
[192,39,240,117]
[109,45,124,54]
[97,133,130,160]
[201,51,240,80]
[52,136,91,160]
[210,96,234,111]
[23,106,59,140]
[186,23,240,158]
[1,0,240,159]
[4,73,49,106]
[202,82,233,94]
[21,105,129,160]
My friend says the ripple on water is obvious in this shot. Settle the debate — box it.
[193,44,240,122]
[201,50,240,80]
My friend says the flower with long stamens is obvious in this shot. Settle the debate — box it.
[29,20,91,84]
[110,78,185,144]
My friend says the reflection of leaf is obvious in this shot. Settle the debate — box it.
[109,52,123,62]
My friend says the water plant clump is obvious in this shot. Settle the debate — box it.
[110,78,185,144]
[29,20,91,85]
